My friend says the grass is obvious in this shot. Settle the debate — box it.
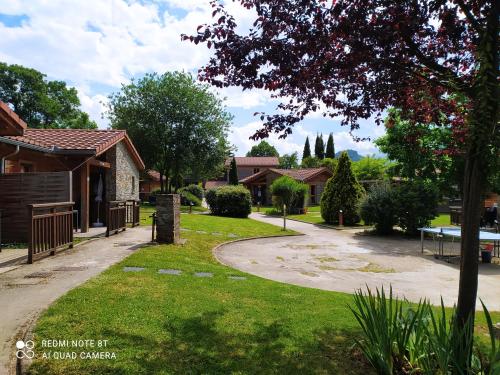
[140,203,207,226]
[431,213,452,227]
[28,214,375,375]
[26,214,499,374]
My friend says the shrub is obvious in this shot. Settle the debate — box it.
[321,151,364,225]
[205,185,252,218]
[351,287,498,375]
[270,176,308,214]
[179,190,202,207]
[359,183,398,234]
[395,179,438,235]
[180,184,204,200]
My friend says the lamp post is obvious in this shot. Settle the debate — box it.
[283,204,287,231]
[339,210,343,227]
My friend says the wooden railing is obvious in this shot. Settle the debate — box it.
[106,201,127,237]
[126,200,140,227]
[28,202,74,264]
[450,206,462,225]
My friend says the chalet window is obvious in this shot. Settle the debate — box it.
[132,176,135,194]
[310,185,316,204]
[253,168,260,174]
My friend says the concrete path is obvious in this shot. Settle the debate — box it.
[216,213,500,310]
[0,226,151,375]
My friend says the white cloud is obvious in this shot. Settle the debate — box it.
[229,122,380,158]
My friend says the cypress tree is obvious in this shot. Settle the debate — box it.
[315,133,325,159]
[228,157,239,185]
[302,136,311,159]
[320,151,364,224]
[325,133,335,158]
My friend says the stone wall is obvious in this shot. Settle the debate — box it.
[105,142,140,201]
[156,194,180,244]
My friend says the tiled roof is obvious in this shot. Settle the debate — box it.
[4,129,125,154]
[240,167,332,184]
[0,101,27,136]
[145,170,166,181]
[205,180,228,189]
[2,129,145,170]
[224,156,279,167]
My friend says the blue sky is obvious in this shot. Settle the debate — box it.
[0,1,385,157]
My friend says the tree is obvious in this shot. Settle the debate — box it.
[270,175,308,213]
[325,133,335,159]
[0,62,96,129]
[186,0,499,345]
[314,133,325,159]
[301,156,320,168]
[107,71,231,193]
[375,108,459,194]
[279,152,299,169]
[228,157,239,185]
[320,157,337,172]
[321,152,364,225]
[302,136,311,159]
[352,156,390,181]
[246,140,279,157]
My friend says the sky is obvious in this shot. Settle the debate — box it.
[0,0,385,158]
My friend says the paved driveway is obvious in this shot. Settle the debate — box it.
[0,226,151,375]
[216,213,500,311]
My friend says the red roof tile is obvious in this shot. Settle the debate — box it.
[205,180,228,189]
[240,167,332,184]
[225,156,279,167]
[2,129,145,170]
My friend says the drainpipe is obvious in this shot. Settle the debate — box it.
[0,145,19,174]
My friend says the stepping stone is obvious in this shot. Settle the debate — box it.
[227,233,238,238]
[158,269,182,275]
[194,272,213,278]
[180,228,191,232]
[211,232,222,236]
[196,230,207,234]
[123,267,144,272]
[228,276,247,280]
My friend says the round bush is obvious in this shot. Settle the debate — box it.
[395,179,438,235]
[179,190,202,207]
[270,176,309,214]
[180,184,204,200]
[360,183,398,234]
[205,185,252,218]
[321,152,364,225]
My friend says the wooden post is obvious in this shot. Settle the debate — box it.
[105,201,110,237]
[28,205,33,264]
[80,162,90,233]
[50,207,56,256]
[283,204,286,231]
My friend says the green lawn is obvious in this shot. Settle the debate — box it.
[431,213,452,227]
[28,214,374,375]
[140,204,207,226]
[27,214,498,374]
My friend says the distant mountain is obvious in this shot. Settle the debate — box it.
[335,149,363,161]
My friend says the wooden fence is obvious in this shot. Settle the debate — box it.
[450,206,462,226]
[126,200,140,227]
[28,202,74,264]
[0,171,72,243]
[106,201,127,237]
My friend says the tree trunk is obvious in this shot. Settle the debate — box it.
[455,1,499,366]
[160,171,164,193]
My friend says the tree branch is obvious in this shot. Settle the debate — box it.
[455,0,483,34]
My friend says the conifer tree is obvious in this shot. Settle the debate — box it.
[325,133,335,159]
[228,157,239,185]
[320,151,363,224]
[314,133,325,159]
[302,136,311,159]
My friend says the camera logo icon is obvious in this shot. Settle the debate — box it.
[15,340,35,359]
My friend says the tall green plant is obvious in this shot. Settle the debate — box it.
[270,175,308,213]
[320,151,364,224]
[228,157,239,185]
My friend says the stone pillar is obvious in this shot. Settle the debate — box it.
[156,194,180,244]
